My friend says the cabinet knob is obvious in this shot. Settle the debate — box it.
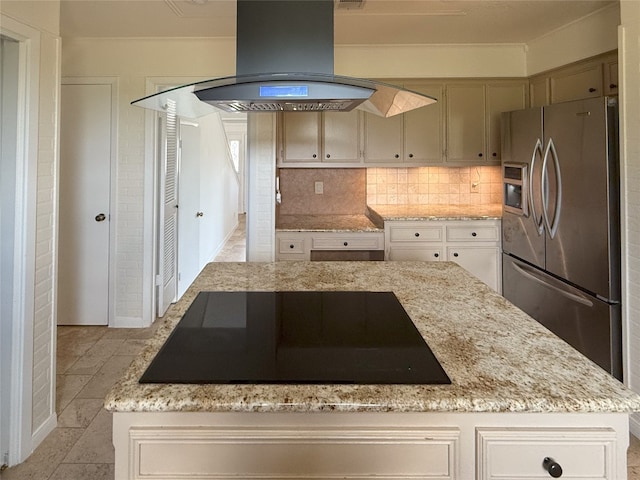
[492,152,497,157]
[289,244,295,249]
[414,232,420,237]
[610,83,618,89]
[408,153,414,158]
[312,154,317,158]
[326,154,331,159]
[542,457,563,478]
[588,87,597,93]
[394,154,400,159]
[453,252,459,257]
[471,232,477,237]
[478,153,483,157]
[343,242,349,246]
[434,253,439,258]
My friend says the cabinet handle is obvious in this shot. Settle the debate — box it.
[289,244,295,249]
[478,153,483,157]
[414,232,420,237]
[434,253,439,258]
[588,87,597,93]
[492,152,497,157]
[542,457,563,478]
[408,153,414,158]
[326,154,331,159]
[394,154,400,159]
[312,154,317,158]
[610,83,617,89]
[453,252,459,257]
[343,242,348,246]
[471,232,477,237]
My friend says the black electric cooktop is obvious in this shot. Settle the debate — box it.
[139,291,450,385]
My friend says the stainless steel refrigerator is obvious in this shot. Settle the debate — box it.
[501,96,621,379]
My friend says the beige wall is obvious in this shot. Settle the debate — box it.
[526,3,619,75]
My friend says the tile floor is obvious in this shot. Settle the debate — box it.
[4,217,640,479]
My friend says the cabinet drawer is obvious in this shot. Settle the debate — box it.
[312,235,382,250]
[477,427,617,480]
[446,224,499,242]
[278,238,305,254]
[389,225,443,242]
[388,247,442,261]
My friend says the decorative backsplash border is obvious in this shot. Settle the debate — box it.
[366,166,502,206]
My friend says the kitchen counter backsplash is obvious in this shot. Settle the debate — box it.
[366,166,502,206]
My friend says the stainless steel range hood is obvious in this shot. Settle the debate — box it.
[131,0,436,118]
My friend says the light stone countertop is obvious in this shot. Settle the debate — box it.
[105,261,640,414]
[276,214,383,232]
[370,203,503,221]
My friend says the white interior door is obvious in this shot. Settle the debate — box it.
[157,104,179,317]
[177,121,201,299]
[58,83,112,325]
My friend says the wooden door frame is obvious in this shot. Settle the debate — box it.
[61,76,118,327]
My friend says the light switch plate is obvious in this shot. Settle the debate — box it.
[314,181,324,194]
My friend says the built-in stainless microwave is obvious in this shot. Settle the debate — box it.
[503,163,528,216]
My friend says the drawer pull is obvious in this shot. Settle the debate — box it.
[312,154,317,158]
[453,252,459,257]
[434,253,439,258]
[610,83,617,89]
[343,242,348,246]
[394,154,400,159]
[289,244,295,249]
[588,87,597,93]
[471,232,477,237]
[542,457,563,478]
[414,232,420,237]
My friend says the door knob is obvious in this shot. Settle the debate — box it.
[95,213,106,222]
[196,212,204,217]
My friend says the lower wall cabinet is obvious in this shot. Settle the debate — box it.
[385,219,502,293]
[114,412,629,480]
[276,231,385,261]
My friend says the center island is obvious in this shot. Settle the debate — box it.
[106,261,640,479]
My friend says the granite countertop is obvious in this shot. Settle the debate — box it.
[276,214,383,232]
[105,261,640,414]
[369,203,503,221]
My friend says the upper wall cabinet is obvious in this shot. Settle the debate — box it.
[529,51,618,107]
[280,110,361,164]
[363,83,444,165]
[446,81,527,164]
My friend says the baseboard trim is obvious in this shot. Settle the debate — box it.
[31,412,57,450]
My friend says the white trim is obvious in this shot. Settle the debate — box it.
[30,413,57,448]
[0,13,41,466]
[60,76,119,328]
[111,316,147,329]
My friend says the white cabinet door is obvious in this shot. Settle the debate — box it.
[323,110,360,163]
[404,83,444,164]
[282,112,321,162]
[446,84,486,163]
[485,83,527,162]
[447,246,500,292]
[364,112,403,162]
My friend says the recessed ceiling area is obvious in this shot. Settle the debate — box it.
[59,0,616,44]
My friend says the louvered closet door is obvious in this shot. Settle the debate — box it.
[157,101,179,317]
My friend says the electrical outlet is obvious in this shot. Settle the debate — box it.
[314,181,324,194]
[471,181,480,193]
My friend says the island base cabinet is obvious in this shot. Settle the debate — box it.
[113,412,630,480]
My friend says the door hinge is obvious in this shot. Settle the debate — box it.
[155,275,162,286]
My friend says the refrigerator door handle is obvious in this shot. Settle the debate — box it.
[510,260,593,307]
[529,138,545,235]
[541,138,562,239]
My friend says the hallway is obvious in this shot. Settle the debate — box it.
[213,213,246,262]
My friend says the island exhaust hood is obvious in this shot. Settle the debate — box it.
[131,0,437,118]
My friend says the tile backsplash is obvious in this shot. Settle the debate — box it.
[366,166,502,206]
